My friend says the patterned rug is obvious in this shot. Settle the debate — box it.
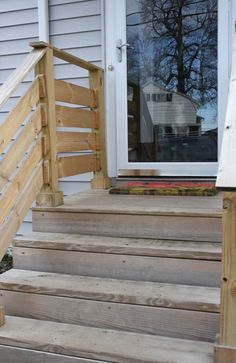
[109,181,216,196]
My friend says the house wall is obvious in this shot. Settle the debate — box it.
[0,0,104,234]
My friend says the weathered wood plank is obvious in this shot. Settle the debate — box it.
[30,41,102,71]
[0,345,105,363]
[0,105,43,190]
[32,209,222,242]
[0,269,220,312]
[0,307,5,327]
[58,154,100,178]
[219,192,236,346]
[57,132,98,152]
[0,138,43,224]
[56,105,98,129]
[0,290,219,342]
[89,69,110,189]
[0,76,44,154]
[55,79,96,108]
[215,345,236,363]
[0,49,46,110]
[0,164,43,260]
[0,316,214,363]
[13,232,222,260]
[13,248,220,287]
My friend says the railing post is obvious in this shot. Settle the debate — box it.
[34,46,63,206]
[89,69,110,189]
[215,192,236,362]
[0,306,5,327]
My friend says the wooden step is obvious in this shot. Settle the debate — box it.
[0,316,214,363]
[0,345,104,363]
[32,191,222,242]
[13,232,222,260]
[0,269,220,341]
[13,243,221,286]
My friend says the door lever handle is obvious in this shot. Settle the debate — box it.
[117,39,134,62]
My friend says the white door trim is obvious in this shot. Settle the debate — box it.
[105,0,232,177]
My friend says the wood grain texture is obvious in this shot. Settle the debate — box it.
[0,105,43,190]
[219,192,236,346]
[0,290,219,342]
[0,163,43,260]
[89,69,110,189]
[0,138,43,224]
[32,209,222,242]
[0,307,5,327]
[13,232,222,260]
[215,345,236,363]
[30,41,101,71]
[0,269,220,312]
[55,79,96,108]
[0,48,46,110]
[13,248,220,287]
[0,316,214,363]
[58,154,100,178]
[36,48,59,194]
[57,131,98,152]
[0,76,44,154]
[0,345,106,363]
[56,105,98,129]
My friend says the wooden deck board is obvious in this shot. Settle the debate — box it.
[33,190,223,217]
[0,316,214,363]
[13,232,222,260]
[0,269,220,312]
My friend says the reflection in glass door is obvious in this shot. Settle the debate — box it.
[126,0,218,164]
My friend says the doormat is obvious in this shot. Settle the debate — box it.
[109,181,216,196]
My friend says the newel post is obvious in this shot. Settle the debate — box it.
[89,69,110,189]
[33,44,63,206]
[214,192,236,362]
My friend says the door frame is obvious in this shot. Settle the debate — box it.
[104,0,232,177]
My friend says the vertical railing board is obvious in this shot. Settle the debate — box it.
[34,48,63,207]
[0,307,5,327]
[89,69,110,189]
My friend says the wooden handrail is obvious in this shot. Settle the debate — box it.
[30,41,102,71]
[0,49,46,110]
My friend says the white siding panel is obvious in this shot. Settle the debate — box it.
[50,0,93,5]
[51,31,101,48]
[0,23,38,42]
[0,38,38,56]
[0,0,37,13]
[49,0,100,20]
[0,9,38,27]
[50,15,101,35]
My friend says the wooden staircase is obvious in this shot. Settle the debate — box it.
[0,191,222,362]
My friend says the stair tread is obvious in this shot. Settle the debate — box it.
[33,190,222,217]
[0,269,220,312]
[0,316,214,363]
[13,232,221,260]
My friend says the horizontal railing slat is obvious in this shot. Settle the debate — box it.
[0,163,43,261]
[30,41,102,71]
[58,154,100,178]
[0,138,43,225]
[57,131,98,153]
[55,79,96,108]
[0,76,45,154]
[0,105,43,190]
[0,49,47,110]
[55,105,98,129]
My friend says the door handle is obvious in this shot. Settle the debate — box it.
[117,39,134,62]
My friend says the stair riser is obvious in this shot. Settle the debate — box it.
[13,247,221,287]
[32,211,222,242]
[0,345,106,363]
[0,290,220,342]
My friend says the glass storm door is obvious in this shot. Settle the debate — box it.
[114,0,227,176]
